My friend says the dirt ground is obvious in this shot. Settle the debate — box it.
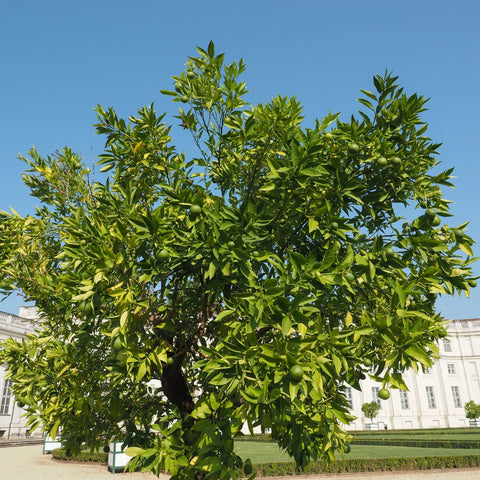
[1,445,480,480]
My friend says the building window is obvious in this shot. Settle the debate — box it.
[443,339,452,352]
[345,387,353,409]
[451,386,462,408]
[400,390,410,409]
[447,363,456,374]
[372,387,381,408]
[426,386,437,408]
[0,379,12,415]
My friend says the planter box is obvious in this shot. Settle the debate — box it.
[366,423,379,430]
[43,435,62,453]
[107,441,130,473]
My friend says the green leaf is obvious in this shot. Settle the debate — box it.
[136,360,147,381]
[71,291,94,302]
[159,89,178,97]
[300,166,329,177]
[207,40,215,58]
[120,310,129,328]
[360,89,377,101]
[125,447,146,457]
[368,261,376,281]
[459,242,474,256]
[281,316,292,336]
[357,98,374,110]
[308,218,319,233]
[353,327,375,342]
[208,261,217,279]
[49,419,61,441]
[394,281,406,308]
[215,309,236,322]
[405,345,431,366]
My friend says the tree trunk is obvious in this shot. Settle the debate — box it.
[161,361,194,416]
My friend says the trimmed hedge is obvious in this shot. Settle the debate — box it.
[52,448,107,464]
[353,427,480,436]
[235,434,272,442]
[253,454,480,476]
[352,438,480,449]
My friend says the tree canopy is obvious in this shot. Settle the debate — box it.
[465,400,480,420]
[0,42,476,479]
[361,401,380,422]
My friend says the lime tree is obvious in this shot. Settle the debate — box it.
[0,42,476,479]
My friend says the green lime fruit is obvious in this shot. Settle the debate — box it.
[252,250,260,257]
[227,241,235,248]
[432,216,441,226]
[325,132,334,141]
[187,71,195,79]
[166,356,175,365]
[78,301,92,314]
[158,249,169,260]
[392,156,402,165]
[243,463,253,475]
[289,365,304,381]
[330,222,339,230]
[425,208,436,217]
[174,82,182,92]
[190,204,202,215]
[348,143,360,153]
[468,279,477,288]
[455,230,466,239]
[112,337,123,352]
[363,358,372,367]
[378,388,390,400]
[377,156,388,166]
[345,272,355,282]
[385,246,395,257]
[181,95,189,103]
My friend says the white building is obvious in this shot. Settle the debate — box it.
[346,318,480,430]
[0,306,41,438]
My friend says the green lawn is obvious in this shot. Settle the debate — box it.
[234,441,480,464]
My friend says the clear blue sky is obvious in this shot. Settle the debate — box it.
[0,1,478,319]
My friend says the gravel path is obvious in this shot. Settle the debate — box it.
[1,445,480,480]
[0,445,165,480]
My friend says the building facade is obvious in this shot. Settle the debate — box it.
[346,318,480,430]
[0,306,41,438]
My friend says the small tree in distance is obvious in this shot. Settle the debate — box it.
[362,401,380,423]
[465,400,480,423]
[0,42,476,479]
